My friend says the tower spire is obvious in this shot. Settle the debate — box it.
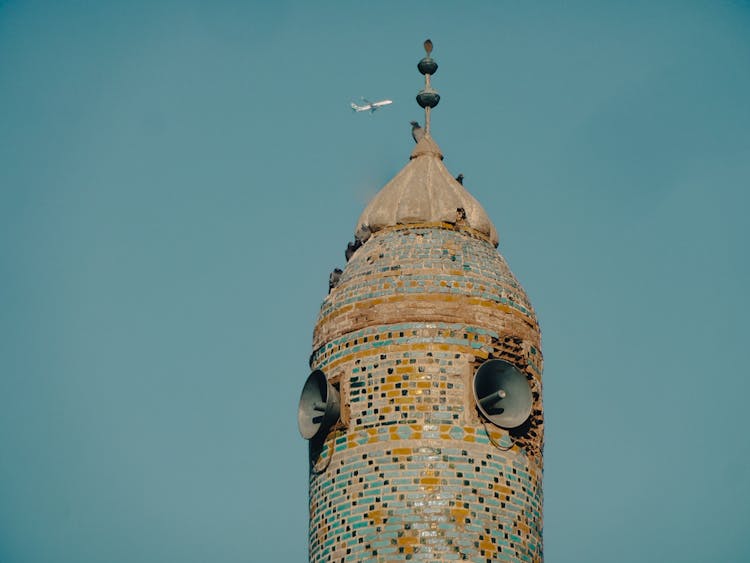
[300,40,544,562]
[416,38,440,134]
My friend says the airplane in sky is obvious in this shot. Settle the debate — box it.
[350,98,393,113]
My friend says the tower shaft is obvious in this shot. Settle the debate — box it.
[308,227,543,562]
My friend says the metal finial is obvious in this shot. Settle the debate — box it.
[416,38,440,134]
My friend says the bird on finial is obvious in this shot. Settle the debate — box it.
[410,121,425,143]
[424,39,433,55]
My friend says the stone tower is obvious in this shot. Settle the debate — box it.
[298,41,544,562]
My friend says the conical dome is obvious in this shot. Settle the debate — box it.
[356,135,499,247]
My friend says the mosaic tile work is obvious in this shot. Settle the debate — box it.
[309,441,541,562]
[313,224,539,351]
[309,225,543,562]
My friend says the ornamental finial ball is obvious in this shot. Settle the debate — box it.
[416,90,440,108]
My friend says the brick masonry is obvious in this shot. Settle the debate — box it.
[307,223,543,562]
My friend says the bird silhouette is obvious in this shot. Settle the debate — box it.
[355,224,372,244]
[328,268,343,292]
[456,173,464,185]
[410,121,425,143]
[345,240,362,262]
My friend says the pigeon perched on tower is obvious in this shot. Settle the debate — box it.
[328,268,343,293]
[345,240,361,262]
[410,121,425,143]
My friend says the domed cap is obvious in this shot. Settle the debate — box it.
[356,39,499,247]
[356,134,499,246]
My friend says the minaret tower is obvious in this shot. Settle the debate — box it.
[298,40,544,562]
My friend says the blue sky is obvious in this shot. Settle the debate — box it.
[1,1,749,561]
